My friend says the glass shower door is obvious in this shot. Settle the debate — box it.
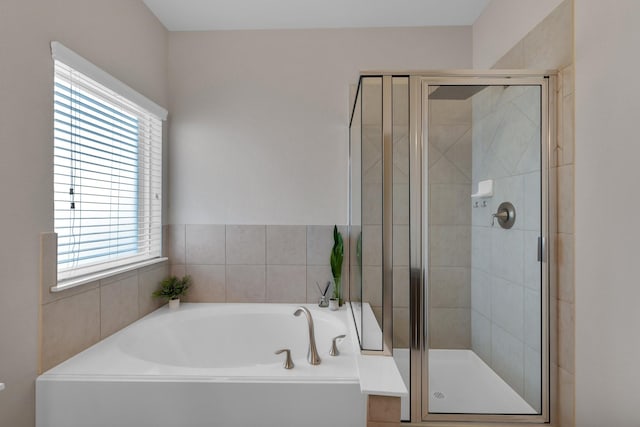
[423,81,547,419]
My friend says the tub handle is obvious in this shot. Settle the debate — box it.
[275,349,294,369]
[329,335,346,356]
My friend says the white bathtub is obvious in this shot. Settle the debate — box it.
[37,303,367,427]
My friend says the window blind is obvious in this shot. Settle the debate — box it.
[53,57,163,282]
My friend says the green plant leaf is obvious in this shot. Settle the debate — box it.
[330,225,344,280]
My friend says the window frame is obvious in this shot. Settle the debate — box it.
[51,42,167,290]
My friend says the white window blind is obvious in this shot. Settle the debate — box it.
[53,48,164,283]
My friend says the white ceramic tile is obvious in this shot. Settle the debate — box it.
[491,107,537,175]
[226,225,265,265]
[429,184,471,226]
[393,183,409,225]
[429,308,470,349]
[557,232,574,303]
[138,262,169,316]
[524,289,541,351]
[471,267,491,317]
[523,171,541,231]
[393,225,409,267]
[429,267,470,308]
[41,289,100,371]
[100,272,139,339]
[225,265,265,302]
[491,324,525,396]
[524,230,542,291]
[522,0,573,70]
[393,267,410,308]
[445,128,472,180]
[167,224,186,264]
[266,225,306,265]
[524,345,542,412]
[362,183,383,225]
[558,299,574,374]
[266,265,306,303]
[429,124,470,155]
[393,308,410,349]
[471,310,492,364]
[471,225,491,273]
[306,225,337,266]
[491,228,524,285]
[430,225,470,268]
[429,155,471,185]
[362,266,382,307]
[491,277,524,341]
[362,225,382,267]
[185,224,225,265]
[184,264,226,302]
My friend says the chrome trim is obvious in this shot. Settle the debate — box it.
[329,334,347,356]
[352,72,555,425]
[382,75,394,356]
[293,307,321,365]
[274,349,294,369]
[409,75,425,423]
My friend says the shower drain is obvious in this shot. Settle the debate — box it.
[433,391,446,399]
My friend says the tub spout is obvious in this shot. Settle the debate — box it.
[294,306,321,365]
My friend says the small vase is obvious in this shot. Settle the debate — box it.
[169,298,180,310]
[333,277,344,306]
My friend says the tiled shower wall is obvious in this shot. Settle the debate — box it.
[428,96,472,349]
[165,224,349,304]
[470,84,542,411]
[491,1,574,425]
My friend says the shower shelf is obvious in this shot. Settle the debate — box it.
[471,179,494,198]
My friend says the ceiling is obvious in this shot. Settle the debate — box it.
[142,0,490,31]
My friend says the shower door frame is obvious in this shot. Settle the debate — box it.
[392,71,554,424]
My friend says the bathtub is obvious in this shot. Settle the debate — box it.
[36,303,367,427]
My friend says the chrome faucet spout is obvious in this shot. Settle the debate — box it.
[294,306,321,365]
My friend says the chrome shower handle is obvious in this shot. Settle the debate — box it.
[491,201,516,229]
[275,349,294,369]
[329,334,346,356]
[491,210,509,225]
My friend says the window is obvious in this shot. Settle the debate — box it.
[52,42,167,284]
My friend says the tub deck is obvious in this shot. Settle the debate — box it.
[37,303,367,427]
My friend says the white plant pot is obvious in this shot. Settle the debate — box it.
[169,299,180,310]
[329,298,339,311]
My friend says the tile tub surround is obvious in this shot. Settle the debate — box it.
[428,95,472,350]
[166,224,349,305]
[40,233,169,372]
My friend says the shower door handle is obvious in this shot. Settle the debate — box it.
[410,268,421,349]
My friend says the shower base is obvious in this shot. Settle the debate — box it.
[393,349,535,418]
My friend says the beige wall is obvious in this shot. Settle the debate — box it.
[574,1,640,426]
[472,0,564,69]
[167,26,472,226]
[0,1,167,425]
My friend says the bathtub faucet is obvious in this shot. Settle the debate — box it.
[293,306,321,365]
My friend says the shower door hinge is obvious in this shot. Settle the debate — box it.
[537,236,545,262]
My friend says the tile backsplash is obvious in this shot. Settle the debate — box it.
[166,224,349,305]
[40,231,169,372]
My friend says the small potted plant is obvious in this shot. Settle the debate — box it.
[153,275,191,309]
[330,225,344,307]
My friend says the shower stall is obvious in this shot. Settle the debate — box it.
[348,72,554,423]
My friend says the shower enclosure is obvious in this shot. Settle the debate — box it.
[349,72,554,423]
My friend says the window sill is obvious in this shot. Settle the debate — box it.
[50,257,168,293]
